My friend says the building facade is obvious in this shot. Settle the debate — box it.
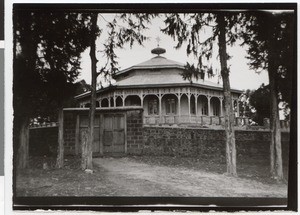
[74,47,244,127]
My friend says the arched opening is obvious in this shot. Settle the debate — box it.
[96,101,100,107]
[180,94,189,115]
[116,96,123,107]
[85,103,91,108]
[197,95,208,116]
[233,100,238,117]
[101,98,109,107]
[125,95,141,106]
[190,94,196,115]
[143,95,159,115]
[211,97,221,116]
[162,94,177,115]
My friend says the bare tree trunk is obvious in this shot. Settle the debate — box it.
[56,107,64,168]
[217,14,237,176]
[268,60,283,181]
[84,13,98,170]
[267,14,284,181]
[17,117,29,169]
[81,130,88,170]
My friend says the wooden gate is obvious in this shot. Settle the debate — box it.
[79,115,100,153]
[101,113,126,154]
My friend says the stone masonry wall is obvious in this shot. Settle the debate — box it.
[142,126,290,164]
[126,109,144,154]
[63,111,77,155]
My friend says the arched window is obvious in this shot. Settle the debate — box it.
[101,98,109,107]
[125,95,141,106]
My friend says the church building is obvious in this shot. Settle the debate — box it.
[74,46,243,127]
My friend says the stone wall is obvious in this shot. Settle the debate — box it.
[29,108,290,164]
[126,109,144,154]
[142,126,290,164]
[63,111,77,155]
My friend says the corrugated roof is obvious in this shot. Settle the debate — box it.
[114,56,184,77]
[113,72,223,89]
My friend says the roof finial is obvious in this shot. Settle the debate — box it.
[155,36,161,47]
[151,36,166,56]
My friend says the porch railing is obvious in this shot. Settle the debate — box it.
[143,115,250,127]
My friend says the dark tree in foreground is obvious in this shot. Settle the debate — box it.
[249,84,271,125]
[163,12,244,176]
[13,10,91,168]
[82,13,153,170]
[241,11,294,181]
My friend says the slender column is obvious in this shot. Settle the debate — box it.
[188,94,191,123]
[159,94,162,123]
[207,95,211,116]
[140,93,144,107]
[177,94,181,116]
[122,91,125,107]
[108,97,111,108]
[220,97,223,116]
[195,95,198,116]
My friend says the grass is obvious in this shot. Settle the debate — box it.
[15,155,288,197]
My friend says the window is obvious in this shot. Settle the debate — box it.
[148,99,158,115]
[166,98,176,114]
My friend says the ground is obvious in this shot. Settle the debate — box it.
[16,155,288,197]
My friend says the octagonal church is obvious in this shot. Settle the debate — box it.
[61,46,247,155]
[74,46,242,127]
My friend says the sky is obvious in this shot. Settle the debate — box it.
[78,14,269,92]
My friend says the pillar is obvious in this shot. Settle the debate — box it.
[195,95,198,116]
[159,94,162,122]
[220,98,223,116]
[207,96,211,116]
[177,94,181,116]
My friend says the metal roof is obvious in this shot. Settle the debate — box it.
[75,53,243,100]
[114,56,185,77]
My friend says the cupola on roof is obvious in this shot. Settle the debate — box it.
[114,45,184,77]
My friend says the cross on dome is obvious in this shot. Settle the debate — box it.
[151,36,166,56]
[155,36,161,47]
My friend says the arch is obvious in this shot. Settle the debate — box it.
[84,103,91,108]
[180,94,189,115]
[210,97,221,116]
[190,94,196,115]
[101,98,109,107]
[197,95,208,116]
[162,94,177,115]
[125,95,141,106]
[116,96,123,107]
[96,101,100,107]
[143,94,159,115]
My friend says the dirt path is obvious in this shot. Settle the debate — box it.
[93,157,287,197]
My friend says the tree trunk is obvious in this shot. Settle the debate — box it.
[267,14,284,181]
[268,56,283,181]
[84,13,98,170]
[217,14,237,176]
[56,107,64,168]
[17,117,29,169]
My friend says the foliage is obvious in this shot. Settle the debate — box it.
[248,84,271,125]
[162,12,243,80]
[241,11,294,106]
[13,10,93,123]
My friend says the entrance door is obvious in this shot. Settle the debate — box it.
[79,115,100,153]
[102,113,126,154]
